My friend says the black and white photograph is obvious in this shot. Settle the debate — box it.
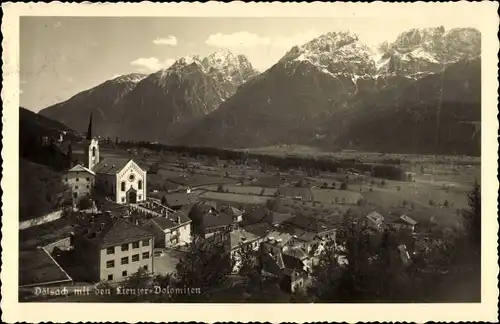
[2,2,499,323]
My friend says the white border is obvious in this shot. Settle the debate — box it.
[2,2,499,322]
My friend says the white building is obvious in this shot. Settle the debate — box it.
[83,114,147,205]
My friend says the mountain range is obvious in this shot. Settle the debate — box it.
[38,26,481,155]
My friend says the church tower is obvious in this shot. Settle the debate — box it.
[84,113,100,170]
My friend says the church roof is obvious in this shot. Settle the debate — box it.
[92,157,146,175]
[68,164,95,176]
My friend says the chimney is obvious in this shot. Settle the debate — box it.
[177,216,181,224]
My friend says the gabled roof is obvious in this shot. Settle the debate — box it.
[203,212,234,229]
[68,164,96,176]
[86,218,153,248]
[281,254,307,276]
[92,157,132,175]
[150,211,191,231]
[366,211,384,224]
[230,228,260,250]
[396,214,417,226]
[283,247,308,260]
[265,231,293,247]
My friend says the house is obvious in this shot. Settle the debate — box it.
[188,203,234,239]
[221,205,244,224]
[143,211,192,248]
[162,193,199,210]
[229,228,264,273]
[262,231,294,255]
[74,217,154,282]
[64,164,95,201]
[277,186,313,201]
[365,211,385,232]
[244,205,295,226]
[82,114,147,205]
[282,214,337,256]
[392,214,417,233]
[261,252,309,293]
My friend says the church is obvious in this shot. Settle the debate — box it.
[83,114,147,205]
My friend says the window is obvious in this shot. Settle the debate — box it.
[106,260,114,268]
[107,274,113,281]
[76,178,79,182]
[142,239,150,246]
[86,185,90,189]
[73,192,78,199]
[143,265,148,271]
[92,147,96,157]
[138,180,142,190]
[121,244,129,251]
[121,197,125,203]
[132,241,139,249]
[86,177,90,182]
[132,254,139,262]
[138,195,142,200]
[121,256,129,265]
[106,247,114,255]
[122,271,127,277]
[142,252,150,259]
[75,186,78,190]
[121,181,125,192]
[64,178,68,182]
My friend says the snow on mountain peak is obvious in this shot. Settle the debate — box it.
[280,30,377,77]
[110,73,147,84]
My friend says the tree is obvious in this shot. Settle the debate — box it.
[174,233,234,299]
[462,182,481,251]
[217,184,224,192]
[443,200,449,208]
[332,182,336,189]
[78,196,93,210]
[340,182,348,190]
[429,200,435,207]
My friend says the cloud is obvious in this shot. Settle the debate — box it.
[205,31,271,48]
[54,21,62,28]
[66,77,74,83]
[20,80,27,85]
[130,57,176,72]
[20,89,24,94]
[153,36,177,46]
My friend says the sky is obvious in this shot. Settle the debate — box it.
[20,17,479,112]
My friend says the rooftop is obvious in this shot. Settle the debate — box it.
[366,211,384,224]
[164,193,199,207]
[230,228,261,249]
[82,218,153,248]
[67,164,96,176]
[149,211,191,231]
[92,157,131,175]
[19,249,72,287]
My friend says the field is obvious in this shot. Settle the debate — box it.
[72,145,478,229]
[198,191,271,205]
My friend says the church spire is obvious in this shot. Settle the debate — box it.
[86,113,93,140]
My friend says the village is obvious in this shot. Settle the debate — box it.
[19,115,479,302]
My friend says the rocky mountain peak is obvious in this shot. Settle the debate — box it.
[108,73,147,84]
